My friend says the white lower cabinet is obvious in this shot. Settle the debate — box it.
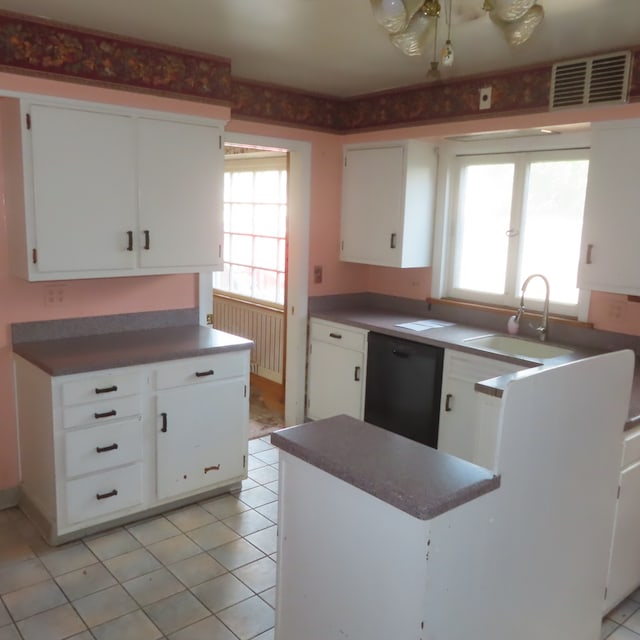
[14,349,249,543]
[306,319,367,420]
[438,349,525,466]
[604,425,640,612]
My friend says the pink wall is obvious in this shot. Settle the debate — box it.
[2,72,640,493]
[0,74,231,491]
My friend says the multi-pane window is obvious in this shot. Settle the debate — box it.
[446,149,589,317]
[214,156,287,306]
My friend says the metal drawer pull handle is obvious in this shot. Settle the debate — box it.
[329,332,342,339]
[94,410,117,419]
[445,393,453,412]
[143,230,150,250]
[126,231,133,251]
[354,366,361,381]
[204,464,221,473]
[161,412,168,433]
[195,369,214,377]
[95,385,118,394]
[96,489,118,500]
[96,443,119,453]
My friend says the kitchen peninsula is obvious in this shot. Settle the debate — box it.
[11,310,252,544]
[274,350,633,640]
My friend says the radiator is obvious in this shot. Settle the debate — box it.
[213,294,284,384]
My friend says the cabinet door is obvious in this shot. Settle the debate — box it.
[137,117,223,269]
[307,340,365,420]
[29,105,137,273]
[605,461,640,610]
[156,378,247,500]
[438,350,523,465]
[341,146,404,267]
[578,122,640,294]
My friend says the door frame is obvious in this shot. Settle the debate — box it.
[199,132,311,427]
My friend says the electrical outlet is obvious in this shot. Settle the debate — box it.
[479,86,492,110]
[44,285,65,307]
[313,265,323,284]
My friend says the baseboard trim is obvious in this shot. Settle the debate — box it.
[0,486,19,510]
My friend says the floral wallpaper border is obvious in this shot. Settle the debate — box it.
[0,11,232,105]
[0,11,638,133]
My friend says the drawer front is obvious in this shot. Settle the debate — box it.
[62,395,141,430]
[155,352,247,390]
[65,463,143,524]
[61,371,141,406]
[622,425,640,468]
[310,320,367,352]
[64,418,143,478]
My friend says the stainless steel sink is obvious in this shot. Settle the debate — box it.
[463,334,573,361]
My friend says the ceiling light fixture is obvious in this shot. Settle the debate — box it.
[370,0,544,78]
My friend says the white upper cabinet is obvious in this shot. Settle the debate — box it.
[340,141,437,268]
[137,117,223,269]
[578,119,640,295]
[2,98,225,281]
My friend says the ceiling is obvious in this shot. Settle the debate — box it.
[0,0,638,98]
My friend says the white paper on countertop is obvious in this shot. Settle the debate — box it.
[395,320,455,331]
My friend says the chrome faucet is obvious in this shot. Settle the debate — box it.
[516,274,550,342]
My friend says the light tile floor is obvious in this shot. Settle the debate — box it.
[1,435,639,639]
[0,436,279,640]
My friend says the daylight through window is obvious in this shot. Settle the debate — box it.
[213,156,288,306]
[446,149,589,317]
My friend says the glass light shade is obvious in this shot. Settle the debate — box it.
[390,11,434,56]
[370,0,427,34]
[490,0,536,22]
[441,39,454,66]
[492,4,543,45]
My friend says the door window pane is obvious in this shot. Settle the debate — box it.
[215,164,288,306]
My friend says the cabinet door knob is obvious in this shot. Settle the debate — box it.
[143,230,150,250]
[586,243,594,265]
[126,231,133,252]
[445,393,453,412]
[96,443,119,453]
[94,410,117,419]
[160,412,168,432]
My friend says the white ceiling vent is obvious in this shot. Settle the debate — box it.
[550,51,632,110]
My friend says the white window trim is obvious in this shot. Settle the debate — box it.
[432,131,592,321]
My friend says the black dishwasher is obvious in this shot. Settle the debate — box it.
[364,332,444,448]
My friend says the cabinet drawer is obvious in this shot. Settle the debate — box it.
[61,372,141,406]
[65,463,143,524]
[310,321,367,352]
[64,418,143,478]
[62,395,141,430]
[155,352,247,390]
[622,426,640,468]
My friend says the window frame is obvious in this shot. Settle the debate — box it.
[214,153,288,308]
[432,132,592,321]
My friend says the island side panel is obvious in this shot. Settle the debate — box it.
[274,450,499,640]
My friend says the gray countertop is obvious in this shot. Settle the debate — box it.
[12,325,254,375]
[271,414,500,520]
[310,307,640,428]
